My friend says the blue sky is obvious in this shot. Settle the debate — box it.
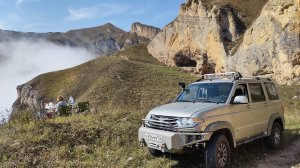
[0,0,185,32]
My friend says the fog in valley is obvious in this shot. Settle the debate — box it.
[0,39,96,122]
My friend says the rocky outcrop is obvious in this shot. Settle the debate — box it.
[12,84,44,113]
[229,0,300,84]
[148,0,299,83]
[130,22,160,40]
[148,0,246,74]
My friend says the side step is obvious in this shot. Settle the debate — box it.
[236,133,267,146]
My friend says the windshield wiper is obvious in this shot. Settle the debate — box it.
[194,99,219,103]
[177,100,193,102]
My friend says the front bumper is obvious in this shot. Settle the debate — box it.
[138,126,212,153]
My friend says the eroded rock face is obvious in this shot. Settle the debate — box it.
[12,84,43,113]
[229,0,300,84]
[148,0,299,83]
[130,22,160,40]
[148,0,245,74]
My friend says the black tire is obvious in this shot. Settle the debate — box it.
[265,122,283,150]
[148,148,162,157]
[205,134,231,168]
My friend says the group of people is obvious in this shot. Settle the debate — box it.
[42,95,75,118]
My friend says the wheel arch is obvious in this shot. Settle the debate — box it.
[204,121,236,148]
[267,113,284,136]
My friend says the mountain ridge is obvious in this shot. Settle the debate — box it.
[0,22,160,56]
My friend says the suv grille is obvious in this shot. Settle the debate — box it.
[147,115,179,131]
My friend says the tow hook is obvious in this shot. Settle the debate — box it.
[139,138,146,147]
[161,143,167,152]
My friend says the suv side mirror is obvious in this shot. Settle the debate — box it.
[233,96,249,104]
[179,82,186,90]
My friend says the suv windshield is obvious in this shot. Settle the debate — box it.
[176,82,233,103]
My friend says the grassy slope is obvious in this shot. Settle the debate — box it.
[1,45,300,167]
[26,45,197,112]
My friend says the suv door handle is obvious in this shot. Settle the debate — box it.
[247,104,251,108]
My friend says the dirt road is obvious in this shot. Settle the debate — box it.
[251,138,300,168]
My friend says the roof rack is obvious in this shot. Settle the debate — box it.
[201,72,243,81]
[196,72,273,82]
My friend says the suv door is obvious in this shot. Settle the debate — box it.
[248,82,269,135]
[230,83,256,141]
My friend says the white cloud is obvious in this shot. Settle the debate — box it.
[0,21,5,29]
[0,39,96,120]
[16,0,26,5]
[16,0,39,6]
[24,23,46,32]
[65,4,128,21]
[8,13,20,21]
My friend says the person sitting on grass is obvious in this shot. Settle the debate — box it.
[55,95,67,113]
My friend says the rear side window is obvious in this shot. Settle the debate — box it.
[249,83,266,102]
[264,82,279,100]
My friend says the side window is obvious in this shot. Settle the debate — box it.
[233,83,249,100]
[264,82,279,100]
[249,83,266,102]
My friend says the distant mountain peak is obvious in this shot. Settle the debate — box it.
[130,22,160,40]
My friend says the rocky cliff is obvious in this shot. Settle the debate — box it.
[130,22,160,40]
[148,0,299,83]
[12,83,44,113]
[229,0,300,84]
[148,0,248,74]
[148,0,250,73]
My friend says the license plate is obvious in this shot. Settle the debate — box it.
[145,133,163,142]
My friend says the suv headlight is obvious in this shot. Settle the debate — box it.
[144,114,152,126]
[176,117,204,128]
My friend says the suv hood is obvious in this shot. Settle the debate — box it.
[149,102,221,118]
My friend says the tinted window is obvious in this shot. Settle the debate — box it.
[249,83,266,102]
[264,82,279,100]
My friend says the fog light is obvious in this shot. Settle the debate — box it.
[161,143,167,152]
[196,135,202,140]
[187,135,195,143]
[139,138,146,147]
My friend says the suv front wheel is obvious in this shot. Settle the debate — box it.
[148,148,162,157]
[205,134,230,168]
[265,122,283,149]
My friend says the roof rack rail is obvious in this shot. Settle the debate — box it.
[241,76,273,81]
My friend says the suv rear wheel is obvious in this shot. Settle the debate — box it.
[265,122,283,149]
[205,134,230,168]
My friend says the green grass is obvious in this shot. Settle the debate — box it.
[2,102,299,167]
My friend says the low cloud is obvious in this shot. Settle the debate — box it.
[65,3,128,21]
[0,38,95,119]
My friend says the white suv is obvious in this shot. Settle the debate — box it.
[139,72,284,168]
